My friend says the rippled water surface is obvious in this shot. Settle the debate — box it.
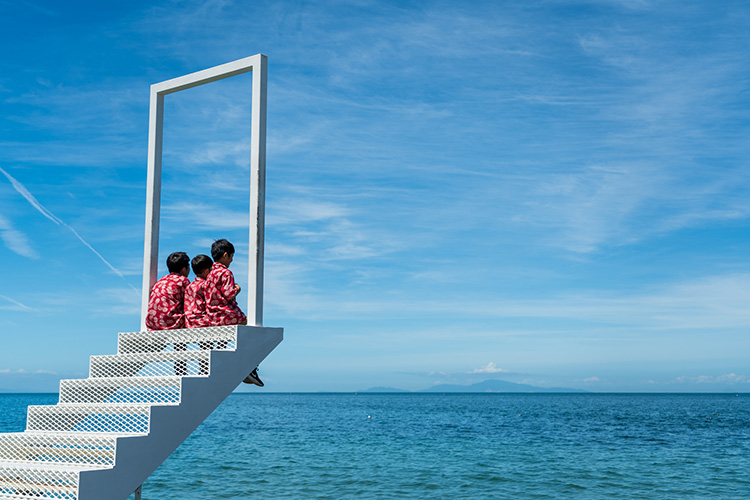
[2,393,749,499]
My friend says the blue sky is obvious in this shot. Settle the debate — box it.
[0,0,748,392]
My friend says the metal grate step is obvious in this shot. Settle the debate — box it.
[0,433,116,469]
[117,326,238,354]
[59,377,181,405]
[27,404,152,435]
[0,461,85,499]
[90,351,211,379]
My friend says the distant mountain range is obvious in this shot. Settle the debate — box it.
[361,379,587,393]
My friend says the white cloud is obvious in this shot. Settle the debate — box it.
[583,377,600,383]
[469,362,510,374]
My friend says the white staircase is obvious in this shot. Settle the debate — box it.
[0,325,282,499]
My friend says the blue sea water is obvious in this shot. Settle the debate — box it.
[1,393,749,499]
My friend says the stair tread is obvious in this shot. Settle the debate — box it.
[92,351,211,360]
[25,430,144,437]
[33,403,153,408]
[119,325,238,336]
[0,432,117,441]
[61,375,181,383]
[0,459,99,472]
[0,458,111,470]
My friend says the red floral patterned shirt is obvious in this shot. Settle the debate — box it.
[184,277,210,328]
[145,272,190,330]
[205,262,247,326]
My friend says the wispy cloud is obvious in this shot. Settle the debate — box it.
[267,270,750,331]
[92,287,142,316]
[674,373,750,385]
[0,213,39,259]
[162,201,249,231]
[0,368,58,375]
[0,167,137,292]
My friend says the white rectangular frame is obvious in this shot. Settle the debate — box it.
[140,55,267,330]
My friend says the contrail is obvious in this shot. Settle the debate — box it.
[0,294,35,311]
[0,167,138,294]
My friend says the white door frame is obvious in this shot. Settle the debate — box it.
[140,54,268,330]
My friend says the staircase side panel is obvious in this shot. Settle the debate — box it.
[76,326,282,500]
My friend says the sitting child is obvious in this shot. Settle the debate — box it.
[183,254,213,375]
[205,239,263,387]
[205,239,246,326]
[145,252,191,331]
[184,254,213,329]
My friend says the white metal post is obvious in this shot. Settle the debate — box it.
[140,90,164,331]
[140,55,268,330]
[248,54,267,326]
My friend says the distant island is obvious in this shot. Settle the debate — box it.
[361,379,588,393]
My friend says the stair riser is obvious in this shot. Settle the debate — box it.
[117,326,238,355]
[90,353,211,379]
[0,436,116,468]
[59,380,181,405]
[0,467,78,499]
[27,406,151,435]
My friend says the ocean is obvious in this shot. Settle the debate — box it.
[1,393,749,499]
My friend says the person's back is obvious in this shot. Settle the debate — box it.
[204,239,262,387]
[145,252,191,331]
[184,254,212,329]
[205,239,247,326]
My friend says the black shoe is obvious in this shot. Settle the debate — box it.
[243,368,264,387]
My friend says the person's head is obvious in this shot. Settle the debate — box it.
[166,252,190,276]
[211,239,235,266]
[191,254,213,279]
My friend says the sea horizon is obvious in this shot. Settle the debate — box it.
[1,390,749,395]
[2,392,749,499]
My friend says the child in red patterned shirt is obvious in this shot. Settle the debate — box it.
[206,239,246,326]
[182,254,213,375]
[205,239,263,387]
[145,252,191,331]
[184,254,213,329]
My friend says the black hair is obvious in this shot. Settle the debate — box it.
[211,239,235,262]
[166,252,190,273]
[191,254,213,275]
